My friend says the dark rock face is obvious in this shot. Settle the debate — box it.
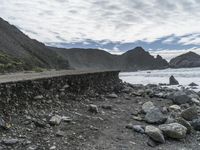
[0,17,69,72]
[52,47,169,71]
[169,75,179,85]
[170,51,200,68]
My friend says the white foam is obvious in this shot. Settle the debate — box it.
[120,67,200,92]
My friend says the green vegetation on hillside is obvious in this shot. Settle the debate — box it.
[0,52,25,73]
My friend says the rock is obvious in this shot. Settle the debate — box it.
[159,123,187,139]
[172,91,191,105]
[49,115,62,126]
[2,139,19,146]
[101,105,112,110]
[27,145,38,150]
[145,125,165,143]
[125,123,134,129]
[33,119,46,128]
[142,101,155,113]
[62,116,72,123]
[169,75,179,85]
[133,125,145,134]
[107,93,118,98]
[176,117,192,134]
[0,117,7,129]
[189,82,199,87]
[162,107,168,114]
[169,105,181,112]
[56,130,65,137]
[34,95,44,100]
[50,146,56,150]
[191,118,200,131]
[145,108,167,124]
[147,138,159,147]
[181,106,198,121]
[88,104,98,113]
[132,116,143,121]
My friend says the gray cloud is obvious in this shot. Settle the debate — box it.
[0,0,200,46]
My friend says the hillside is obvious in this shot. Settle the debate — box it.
[170,51,200,68]
[0,17,69,72]
[52,47,169,71]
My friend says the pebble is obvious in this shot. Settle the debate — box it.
[49,115,62,126]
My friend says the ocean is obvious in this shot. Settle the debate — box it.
[119,67,200,92]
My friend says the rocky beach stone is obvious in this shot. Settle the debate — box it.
[189,82,199,87]
[2,139,19,146]
[159,123,187,139]
[107,93,118,98]
[191,118,200,131]
[101,105,112,110]
[176,117,192,134]
[181,106,198,121]
[169,75,179,85]
[133,125,145,134]
[169,105,181,112]
[88,104,98,113]
[172,91,191,105]
[142,101,155,113]
[145,108,167,124]
[0,117,7,129]
[49,115,62,125]
[145,125,165,143]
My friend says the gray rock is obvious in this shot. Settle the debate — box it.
[49,115,62,126]
[0,117,7,129]
[133,125,145,134]
[107,93,118,98]
[181,106,198,121]
[172,91,191,105]
[176,117,192,134]
[142,101,155,114]
[125,123,134,129]
[159,123,187,139]
[169,75,179,85]
[189,82,198,87]
[2,139,19,146]
[145,125,165,143]
[101,105,112,110]
[88,104,98,113]
[56,130,65,137]
[191,118,200,131]
[147,138,159,147]
[34,95,44,100]
[145,108,167,124]
[169,105,181,112]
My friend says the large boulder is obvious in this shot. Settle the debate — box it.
[169,75,179,85]
[181,106,198,121]
[145,108,167,124]
[159,123,187,139]
[142,101,155,114]
[145,125,165,143]
[191,118,200,131]
[171,91,191,105]
[176,117,192,134]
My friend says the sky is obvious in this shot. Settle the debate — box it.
[1,0,200,60]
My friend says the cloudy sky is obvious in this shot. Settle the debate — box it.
[1,0,200,60]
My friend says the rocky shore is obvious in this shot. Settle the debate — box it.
[0,71,200,149]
